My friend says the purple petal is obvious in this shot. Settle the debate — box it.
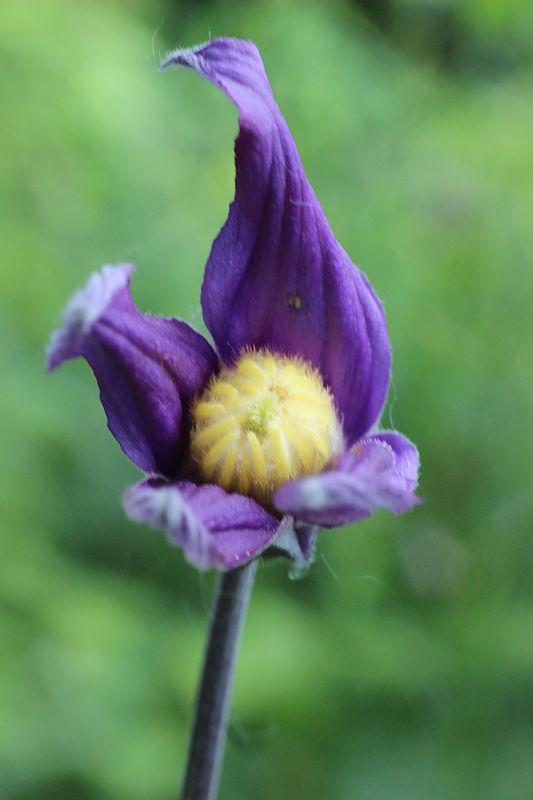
[274,432,420,528]
[123,479,283,570]
[46,264,217,475]
[161,39,391,444]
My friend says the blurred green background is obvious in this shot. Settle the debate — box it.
[1,1,532,798]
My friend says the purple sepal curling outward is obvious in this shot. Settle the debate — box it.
[274,433,420,528]
[46,264,217,475]
[162,39,391,445]
[124,479,302,570]
[47,38,420,572]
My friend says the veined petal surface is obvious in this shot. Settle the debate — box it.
[162,39,391,444]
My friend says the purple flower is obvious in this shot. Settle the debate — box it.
[47,39,420,571]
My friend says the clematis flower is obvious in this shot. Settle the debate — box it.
[46,38,419,571]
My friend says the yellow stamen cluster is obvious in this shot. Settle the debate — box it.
[190,350,343,506]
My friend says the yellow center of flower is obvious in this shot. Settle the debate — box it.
[190,350,343,506]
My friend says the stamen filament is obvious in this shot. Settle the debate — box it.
[247,431,267,485]
[203,428,240,470]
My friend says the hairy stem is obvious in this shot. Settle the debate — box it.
[180,559,258,800]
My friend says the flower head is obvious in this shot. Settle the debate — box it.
[47,38,420,570]
[189,349,344,507]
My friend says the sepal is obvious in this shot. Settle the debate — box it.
[46,264,217,474]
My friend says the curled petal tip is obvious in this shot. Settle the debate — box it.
[46,263,134,372]
[159,48,195,72]
[160,38,259,72]
[160,42,210,72]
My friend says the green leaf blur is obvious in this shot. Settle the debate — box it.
[1,1,532,798]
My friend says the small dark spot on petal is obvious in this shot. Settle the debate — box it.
[287,293,302,311]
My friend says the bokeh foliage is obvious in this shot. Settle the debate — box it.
[1,1,532,798]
